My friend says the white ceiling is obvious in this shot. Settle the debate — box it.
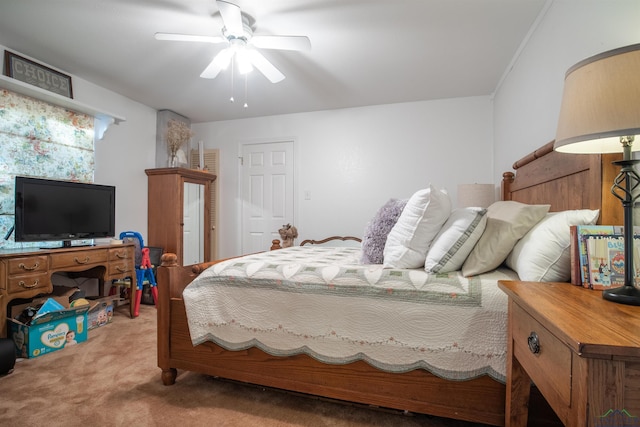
[0,0,548,123]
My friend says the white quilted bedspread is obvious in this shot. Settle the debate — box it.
[182,246,516,382]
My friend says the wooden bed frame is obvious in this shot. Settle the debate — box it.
[156,140,621,426]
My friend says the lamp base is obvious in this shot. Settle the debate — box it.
[602,285,640,306]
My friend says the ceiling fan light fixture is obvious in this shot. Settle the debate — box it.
[213,48,234,70]
[235,49,253,75]
[157,0,308,84]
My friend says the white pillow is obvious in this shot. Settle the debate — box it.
[383,185,451,269]
[506,209,600,282]
[425,207,488,273]
[461,201,550,276]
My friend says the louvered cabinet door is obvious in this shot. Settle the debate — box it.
[190,148,219,261]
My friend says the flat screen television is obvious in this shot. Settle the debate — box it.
[14,176,116,247]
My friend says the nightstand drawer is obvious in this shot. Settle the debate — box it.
[511,302,572,407]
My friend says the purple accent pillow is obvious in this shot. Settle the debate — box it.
[360,198,408,264]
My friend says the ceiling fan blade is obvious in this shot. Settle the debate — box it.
[200,48,234,79]
[216,0,244,35]
[246,49,285,83]
[251,35,311,51]
[155,32,225,44]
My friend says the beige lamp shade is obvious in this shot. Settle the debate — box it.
[457,184,495,208]
[554,43,640,153]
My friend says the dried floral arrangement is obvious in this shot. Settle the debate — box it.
[166,119,194,158]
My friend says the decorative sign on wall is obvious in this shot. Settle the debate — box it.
[4,51,73,98]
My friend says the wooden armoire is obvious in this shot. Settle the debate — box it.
[146,168,217,265]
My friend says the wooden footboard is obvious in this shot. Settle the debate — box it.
[156,254,506,426]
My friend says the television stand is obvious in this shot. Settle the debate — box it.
[0,243,137,338]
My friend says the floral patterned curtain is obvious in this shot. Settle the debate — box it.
[0,89,95,249]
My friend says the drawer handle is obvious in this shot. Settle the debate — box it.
[116,266,127,272]
[528,331,541,355]
[74,256,91,264]
[115,252,126,259]
[19,279,39,289]
[18,262,39,271]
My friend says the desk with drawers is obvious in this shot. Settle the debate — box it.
[0,243,137,337]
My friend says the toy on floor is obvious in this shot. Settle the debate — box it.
[135,247,158,316]
[111,231,159,318]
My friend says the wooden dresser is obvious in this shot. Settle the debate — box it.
[0,243,136,337]
[146,168,216,266]
[499,280,640,426]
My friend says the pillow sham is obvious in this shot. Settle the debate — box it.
[461,201,550,276]
[505,209,600,282]
[425,207,487,273]
[383,185,451,269]
[360,198,408,264]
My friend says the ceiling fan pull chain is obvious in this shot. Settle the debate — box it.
[229,60,235,103]
[244,74,248,108]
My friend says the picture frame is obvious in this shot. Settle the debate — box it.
[4,51,73,98]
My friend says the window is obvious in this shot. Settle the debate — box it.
[0,89,95,249]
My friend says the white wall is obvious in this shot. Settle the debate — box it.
[0,43,157,243]
[193,96,494,258]
[493,0,640,179]
[80,82,157,243]
[199,0,640,259]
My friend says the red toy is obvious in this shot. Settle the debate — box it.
[141,247,152,269]
[136,247,158,316]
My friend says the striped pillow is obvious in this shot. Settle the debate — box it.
[425,207,487,273]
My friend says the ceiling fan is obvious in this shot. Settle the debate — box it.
[155,0,311,83]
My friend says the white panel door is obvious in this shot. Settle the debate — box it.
[241,141,294,254]
[183,181,205,264]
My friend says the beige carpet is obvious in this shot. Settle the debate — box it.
[0,304,498,427]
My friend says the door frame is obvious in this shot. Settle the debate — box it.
[237,137,298,254]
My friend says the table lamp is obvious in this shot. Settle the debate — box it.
[457,184,495,208]
[554,43,640,305]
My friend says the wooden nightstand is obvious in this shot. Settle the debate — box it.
[499,280,640,427]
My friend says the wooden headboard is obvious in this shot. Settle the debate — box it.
[501,140,623,225]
